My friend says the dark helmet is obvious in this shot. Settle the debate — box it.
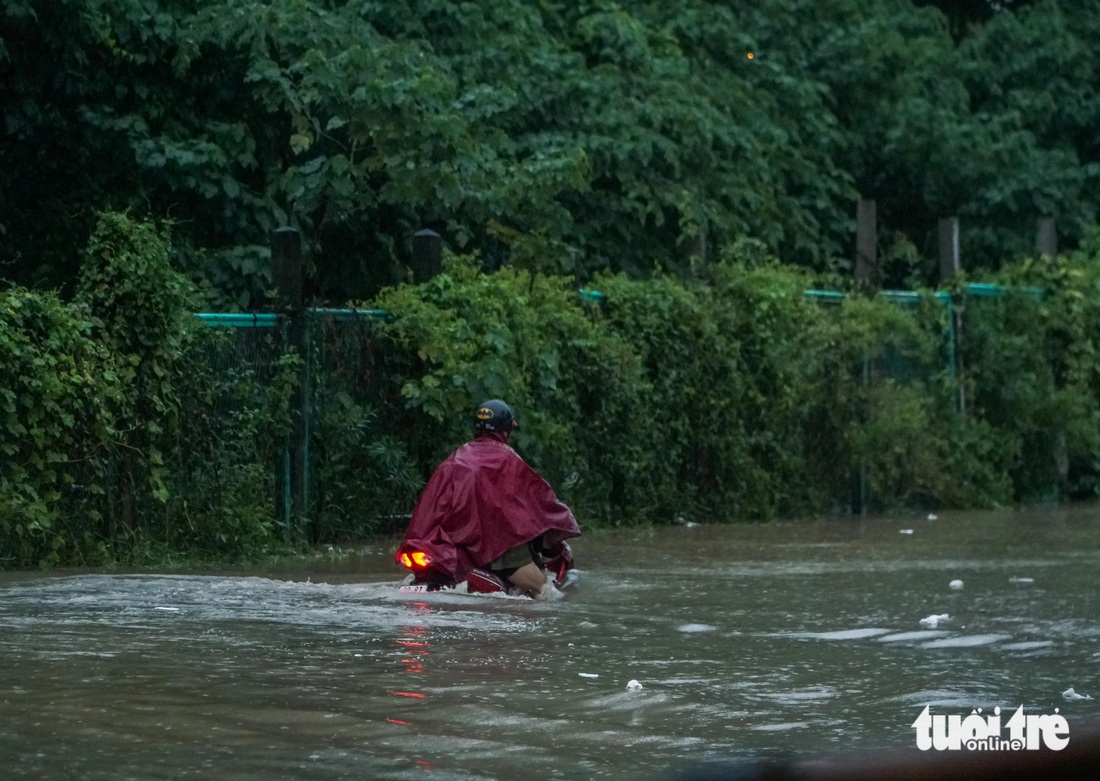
[473,399,518,433]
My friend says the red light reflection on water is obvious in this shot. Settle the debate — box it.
[388,605,432,731]
[395,603,432,675]
[396,637,429,673]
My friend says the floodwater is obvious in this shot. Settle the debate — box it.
[1,506,1099,780]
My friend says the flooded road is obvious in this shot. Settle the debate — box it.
[2,506,1099,779]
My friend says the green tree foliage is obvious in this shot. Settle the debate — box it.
[914,0,1040,37]
[786,1,967,278]
[5,1,1099,302]
[954,2,1100,264]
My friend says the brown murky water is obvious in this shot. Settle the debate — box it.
[2,506,1098,779]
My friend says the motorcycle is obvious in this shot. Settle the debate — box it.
[397,539,576,597]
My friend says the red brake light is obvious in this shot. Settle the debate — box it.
[399,551,432,570]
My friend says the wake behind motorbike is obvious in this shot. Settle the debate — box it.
[397,539,576,597]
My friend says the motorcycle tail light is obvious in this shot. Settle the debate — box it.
[399,550,432,570]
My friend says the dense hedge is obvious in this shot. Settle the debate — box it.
[5,215,1100,568]
[1,286,117,564]
[365,242,1005,526]
[962,230,1100,502]
[1,213,297,567]
[307,229,1100,530]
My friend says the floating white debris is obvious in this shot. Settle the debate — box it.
[154,607,180,612]
[949,580,964,590]
[626,679,643,692]
[919,613,950,627]
[927,513,939,521]
[1010,577,1035,584]
[579,673,599,679]
[1062,687,1093,701]
[899,529,914,535]
[677,623,716,634]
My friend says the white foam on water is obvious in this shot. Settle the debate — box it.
[0,573,538,638]
[751,721,810,732]
[581,690,673,712]
[659,677,712,686]
[785,628,892,641]
[920,633,1011,648]
[758,686,838,704]
[877,630,950,643]
[894,689,985,708]
[1000,640,1054,651]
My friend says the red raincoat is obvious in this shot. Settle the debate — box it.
[396,434,580,582]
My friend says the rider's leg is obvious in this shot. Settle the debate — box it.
[506,562,556,599]
[489,541,562,599]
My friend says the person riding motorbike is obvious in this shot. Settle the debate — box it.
[395,400,580,599]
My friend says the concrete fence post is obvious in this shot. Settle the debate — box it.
[855,199,877,289]
[938,217,960,283]
[1036,217,1057,257]
[411,229,443,284]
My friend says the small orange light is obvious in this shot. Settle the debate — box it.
[399,551,432,569]
[747,52,754,60]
